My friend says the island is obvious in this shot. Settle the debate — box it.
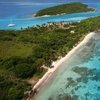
[0,2,100,100]
[0,16,100,100]
[35,2,95,17]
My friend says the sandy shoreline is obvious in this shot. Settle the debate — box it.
[29,31,96,99]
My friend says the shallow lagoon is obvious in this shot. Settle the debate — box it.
[0,11,100,30]
[34,32,100,100]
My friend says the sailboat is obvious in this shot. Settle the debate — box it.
[8,18,16,27]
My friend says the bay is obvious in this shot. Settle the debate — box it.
[0,3,100,30]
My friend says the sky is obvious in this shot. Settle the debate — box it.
[0,0,100,3]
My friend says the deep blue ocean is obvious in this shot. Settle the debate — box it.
[0,3,100,30]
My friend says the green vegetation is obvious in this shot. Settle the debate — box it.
[0,16,100,99]
[35,2,94,17]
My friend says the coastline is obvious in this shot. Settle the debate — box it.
[28,31,96,100]
[1,11,100,30]
[34,10,96,18]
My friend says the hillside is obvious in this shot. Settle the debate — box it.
[35,2,94,17]
[0,16,100,100]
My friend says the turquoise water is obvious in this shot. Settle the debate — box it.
[0,2,100,30]
[34,32,100,100]
[0,11,100,30]
[1,2,100,100]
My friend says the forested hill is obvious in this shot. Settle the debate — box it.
[0,16,100,100]
[35,2,94,17]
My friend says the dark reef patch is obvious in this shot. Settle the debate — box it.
[64,66,100,99]
[66,77,77,88]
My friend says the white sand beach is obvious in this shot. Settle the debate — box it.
[30,31,96,100]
